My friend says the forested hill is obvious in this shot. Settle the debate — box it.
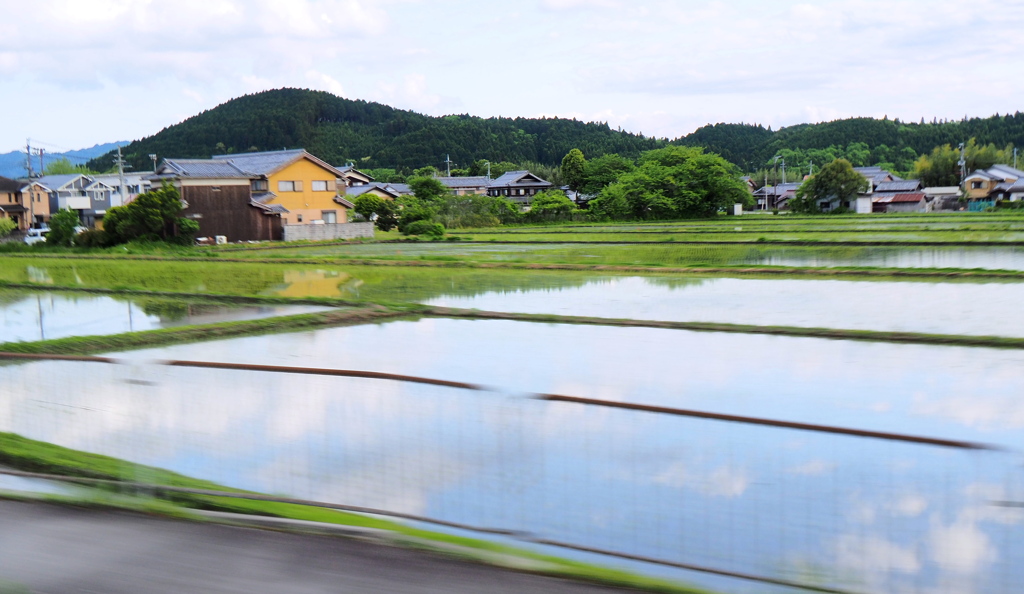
[89,88,665,172]
[676,114,1024,172]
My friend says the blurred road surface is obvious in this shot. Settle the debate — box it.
[0,500,633,594]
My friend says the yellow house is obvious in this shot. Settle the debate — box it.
[211,149,351,225]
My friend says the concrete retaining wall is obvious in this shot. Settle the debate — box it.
[282,222,375,242]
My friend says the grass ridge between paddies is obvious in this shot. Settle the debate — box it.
[0,432,713,594]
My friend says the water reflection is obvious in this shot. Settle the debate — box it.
[426,276,1024,337]
[0,290,330,343]
[1,354,1020,594]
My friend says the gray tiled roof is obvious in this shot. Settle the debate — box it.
[437,176,491,188]
[489,170,551,188]
[875,180,921,192]
[251,191,278,204]
[158,159,251,179]
[989,164,1024,179]
[211,149,306,176]
[334,196,355,209]
[35,174,87,190]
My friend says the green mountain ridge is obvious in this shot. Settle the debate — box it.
[89,88,1024,175]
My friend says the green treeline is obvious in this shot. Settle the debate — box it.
[89,88,1024,180]
[90,88,663,172]
[678,115,1024,173]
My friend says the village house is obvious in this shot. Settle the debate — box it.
[0,176,29,231]
[486,170,553,204]
[870,179,927,213]
[35,174,119,228]
[91,172,154,206]
[149,149,360,242]
[963,164,1024,202]
[436,176,492,196]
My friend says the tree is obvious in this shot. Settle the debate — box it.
[102,183,197,245]
[407,176,451,206]
[580,153,634,195]
[0,218,15,238]
[46,209,81,246]
[561,149,586,192]
[588,146,749,220]
[790,159,868,213]
[527,190,578,222]
[353,195,399,231]
[43,157,94,176]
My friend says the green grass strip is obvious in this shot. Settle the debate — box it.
[0,307,415,355]
[4,253,1024,281]
[0,432,712,594]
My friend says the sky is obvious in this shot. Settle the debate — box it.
[2,0,1024,153]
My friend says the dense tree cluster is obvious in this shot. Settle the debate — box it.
[586,146,752,220]
[789,159,868,214]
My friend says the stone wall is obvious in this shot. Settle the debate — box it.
[282,222,375,242]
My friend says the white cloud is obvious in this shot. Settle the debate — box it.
[836,535,921,574]
[929,516,997,574]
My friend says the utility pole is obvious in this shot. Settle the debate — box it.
[958,142,967,186]
[809,161,814,177]
[25,140,33,178]
[772,156,780,210]
[484,161,491,179]
[1015,148,1018,170]
[113,146,131,206]
[763,172,768,210]
[149,154,158,172]
[444,154,453,177]
[781,159,787,185]
[37,149,44,177]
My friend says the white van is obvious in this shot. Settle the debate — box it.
[23,228,49,245]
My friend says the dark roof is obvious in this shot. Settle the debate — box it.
[875,180,921,192]
[334,196,355,209]
[347,183,400,198]
[35,174,88,190]
[488,170,552,188]
[336,165,375,182]
[155,159,251,179]
[437,176,491,188]
[0,176,21,193]
[251,191,278,205]
[0,204,26,213]
[212,149,345,178]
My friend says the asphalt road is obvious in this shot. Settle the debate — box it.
[0,500,634,594]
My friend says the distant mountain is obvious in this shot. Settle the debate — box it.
[675,115,1024,172]
[88,88,666,172]
[85,87,1024,176]
[0,141,128,179]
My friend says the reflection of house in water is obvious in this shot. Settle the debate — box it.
[272,269,352,298]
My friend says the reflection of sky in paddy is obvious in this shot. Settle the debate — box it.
[0,290,330,343]
[2,320,1023,593]
[425,276,1024,337]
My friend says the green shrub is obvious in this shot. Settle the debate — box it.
[403,220,445,238]
[0,218,15,237]
[75,229,112,248]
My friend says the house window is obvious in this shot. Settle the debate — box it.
[252,180,268,191]
[972,181,983,189]
[278,181,294,192]
[322,210,337,224]
[297,214,304,223]
[312,180,329,192]
[211,186,221,192]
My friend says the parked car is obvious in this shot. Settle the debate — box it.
[23,228,48,245]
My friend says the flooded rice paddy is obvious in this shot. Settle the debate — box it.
[2,319,1022,593]
[0,289,331,343]
[253,241,1024,270]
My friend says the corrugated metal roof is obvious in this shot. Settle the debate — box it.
[875,180,921,192]
[873,192,925,203]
